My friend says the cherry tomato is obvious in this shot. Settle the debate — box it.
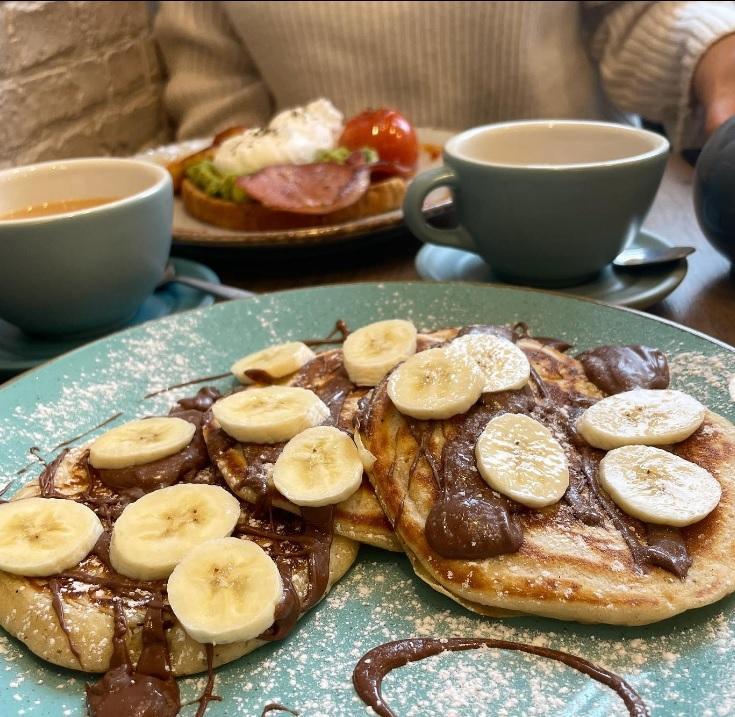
[339,108,419,177]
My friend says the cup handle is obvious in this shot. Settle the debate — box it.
[403,166,477,251]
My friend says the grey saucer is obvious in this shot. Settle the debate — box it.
[415,229,687,309]
[0,258,219,378]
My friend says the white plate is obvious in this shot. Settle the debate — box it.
[138,128,453,248]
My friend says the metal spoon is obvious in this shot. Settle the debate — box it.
[158,263,254,300]
[612,245,695,268]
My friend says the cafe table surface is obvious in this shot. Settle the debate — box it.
[176,153,735,347]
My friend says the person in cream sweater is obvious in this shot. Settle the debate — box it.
[155,1,735,150]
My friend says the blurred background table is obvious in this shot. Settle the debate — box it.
[174,154,735,347]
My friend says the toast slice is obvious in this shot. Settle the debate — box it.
[180,175,407,232]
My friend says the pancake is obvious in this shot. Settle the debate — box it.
[0,448,358,675]
[359,327,735,625]
[203,347,401,551]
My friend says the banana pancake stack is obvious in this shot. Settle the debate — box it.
[355,322,735,624]
[202,331,403,551]
[0,388,359,715]
[1,317,734,715]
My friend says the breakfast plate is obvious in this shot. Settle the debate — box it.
[138,129,453,248]
[415,230,688,310]
[0,258,219,380]
[1,282,734,716]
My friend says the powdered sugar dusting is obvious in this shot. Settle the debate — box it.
[669,351,735,414]
[1,284,735,715]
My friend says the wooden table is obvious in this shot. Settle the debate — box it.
[174,154,735,346]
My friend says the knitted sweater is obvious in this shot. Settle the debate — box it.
[155,1,735,149]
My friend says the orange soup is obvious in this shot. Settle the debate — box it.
[0,197,119,220]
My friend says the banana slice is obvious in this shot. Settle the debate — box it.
[599,445,721,526]
[343,319,417,386]
[168,537,283,645]
[273,426,363,506]
[387,347,484,420]
[354,430,377,471]
[448,334,530,393]
[212,386,330,444]
[475,413,569,508]
[110,484,241,580]
[577,389,706,450]
[0,498,103,577]
[89,417,196,470]
[231,341,316,384]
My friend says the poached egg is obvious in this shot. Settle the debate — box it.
[213,99,343,176]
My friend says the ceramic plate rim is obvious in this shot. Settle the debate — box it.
[2,280,731,394]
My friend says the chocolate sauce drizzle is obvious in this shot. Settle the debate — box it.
[142,320,350,401]
[15,414,125,476]
[13,446,50,478]
[50,412,124,453]
[302,319,350,347]
[194,644,222,717]
[29,446,48,466]
[48,577,83,667]
[144,372,231,399]
[352,638,649,717]
[39,449,68,498]
[260,702,299,716]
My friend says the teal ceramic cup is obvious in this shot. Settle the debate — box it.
[404,121,669,287]
[0,158,172,335]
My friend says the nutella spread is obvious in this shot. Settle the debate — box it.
[175,386,221,412]
[86,601,180,717]
[293,350,353,428]
[93,410,210,497]
[577,345,669,395]
[423,405,524,559]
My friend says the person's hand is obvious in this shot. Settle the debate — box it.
[693,33,735,136]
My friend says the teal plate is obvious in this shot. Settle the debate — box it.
[1,282,734,717]
[0,257,219,378]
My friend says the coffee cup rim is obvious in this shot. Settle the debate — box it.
[0,157,171,227]
[445,120,670,170]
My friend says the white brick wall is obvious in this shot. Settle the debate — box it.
[0,1,169,169]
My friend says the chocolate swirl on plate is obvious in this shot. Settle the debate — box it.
[353,638,649,717]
